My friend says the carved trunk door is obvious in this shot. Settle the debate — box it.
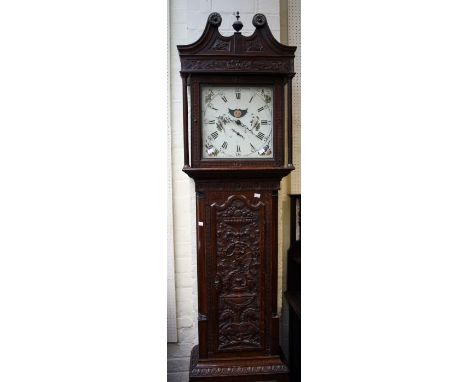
[205,192,272,358]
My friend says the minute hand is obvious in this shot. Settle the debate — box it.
[234,119,257,135]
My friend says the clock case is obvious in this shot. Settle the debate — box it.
[178,13,296,382]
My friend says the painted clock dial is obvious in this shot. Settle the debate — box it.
[201,85,274,159]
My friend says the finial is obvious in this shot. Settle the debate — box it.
[232,11,243,32]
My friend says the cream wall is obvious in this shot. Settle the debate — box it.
[278,0,301,360]
[167,2,291,381]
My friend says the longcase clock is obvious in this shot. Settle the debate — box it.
[178,12,296,382]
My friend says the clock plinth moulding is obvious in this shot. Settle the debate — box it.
[178,12,296,382]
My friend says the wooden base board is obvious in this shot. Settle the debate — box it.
[189,345,289,382]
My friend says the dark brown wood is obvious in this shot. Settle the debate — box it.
[183,167,293,181]
[196,191,208,358]
[287,77,293,167]
[182,75,190,167]
[190,345,289,381]
[177,12,296,382]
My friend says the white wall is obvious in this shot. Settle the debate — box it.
[168,2,282,381]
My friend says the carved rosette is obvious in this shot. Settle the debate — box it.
[208,12,222,27]
[252,13,267,27]
[213,196,263,351]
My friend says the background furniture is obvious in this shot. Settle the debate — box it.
[285,194,301,382]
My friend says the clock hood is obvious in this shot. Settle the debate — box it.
[177,12,296,75]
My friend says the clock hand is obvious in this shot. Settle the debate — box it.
[226,116,259,140]
[230,128,245,139]
[234,118,260,137]
[234,119,248,128]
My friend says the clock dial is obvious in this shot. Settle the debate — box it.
[201,86,273,159]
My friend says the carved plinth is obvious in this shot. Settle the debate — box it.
[189,345,289,382]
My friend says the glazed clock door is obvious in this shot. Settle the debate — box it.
[201,191,274,358]
[201,86,274,159]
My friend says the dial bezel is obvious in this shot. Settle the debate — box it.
[190,75,285,168]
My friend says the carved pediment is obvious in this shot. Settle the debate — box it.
[177,12,296,74]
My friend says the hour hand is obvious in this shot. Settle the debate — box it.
[230,128,245,139]
[234,118,256,134]
[234,119,246,127]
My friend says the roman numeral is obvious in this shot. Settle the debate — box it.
[221,141,228,149]
[257,106,265,112]
[209,105,218,111]
[208,120,215,124]
[236,145,241,156]
[221,95,228,103]
[250,143,256,152]
[257,132,265,140]
[261,120,269,125]
[249,95,254,103]
[210,131,218,140]
[235,89,241,99]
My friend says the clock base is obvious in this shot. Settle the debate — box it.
[189,345,289,382]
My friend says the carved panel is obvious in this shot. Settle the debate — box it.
[245,39,264,52]
[211,38,231,51]
[211,195,265,352]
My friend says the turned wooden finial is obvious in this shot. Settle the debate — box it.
[232,11,243,32]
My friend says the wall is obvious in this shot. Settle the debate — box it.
[168,2,282,381]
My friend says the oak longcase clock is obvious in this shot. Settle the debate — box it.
[178,11,296,382]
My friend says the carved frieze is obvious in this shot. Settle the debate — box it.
[191,364,289,377]
[196,181,280,192]
[181,58,292,73]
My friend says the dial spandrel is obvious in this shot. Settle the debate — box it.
[201,86,274,159]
